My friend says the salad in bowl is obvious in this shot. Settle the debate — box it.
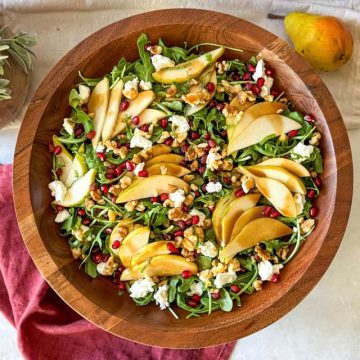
[48,33,323,319]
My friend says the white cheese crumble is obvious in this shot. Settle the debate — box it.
[134,162,145,176]
[294,193,306,215]
[63,118,74,135]
[258,260,283,281]
[96,142,105,153]
[189,209,206,227]
[186,281,204,297]
[139,80,152,90]
[48,181,67,202]
[206,181,222,193]
[78,84,90,105]
[169,189,186,208]
[214,272,237,289]
[55,209,70,223]
[71,225,90,241]
[123,77,139,99]
[252,59,265,81]
[291,142,314,163]
[129,278,155,299]
[206,149,222,171]
[260,76,274,98]
[198,241,218,258]
[154,285,169,310]
[151,54,175,72]
[169,115,190,133]
[130,128,153,149]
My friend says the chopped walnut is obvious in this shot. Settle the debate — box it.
[227,258,241,273]
[181,248,195,262]
[168,207,190,221]
[119,146,128,159]
[279,133,288,142]
[162,199,174,207]
[198,269,213,287]
[71,247,82,259]
[97,256,118,276]
[149,45,162,55]
[120,175,132,189]
[311,171,318,178]
[124,200,137,212]
[182,236,197,251]
[109,184,122,196]
[277,247,290,261]
[301,219,315,234]
[183,174,195,182]
[222,160,234,171]
[183,194,194,206]
[185,147,197,161]
[190,183,199,191]
[215,60,229,74]
[190,160,199,171]
[173,131,187,144]
[253,280,263,291]
[115,226,128,239]
[90,189,105,204]
[135,202,146,212]
[166,84,177,98]
[132,154,143,164]
[211,260,227,276]
[157,131,171,144]
[221,80,242,95]
[194,226,204,241]
[309,132,321,146]
[255,245,271,261]
[85,197,95,211]
[203,218,212,229]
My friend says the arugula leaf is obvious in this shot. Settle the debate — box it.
[312,148,324,173]
[78,71,102,87]
[217,289,233,312]
[158,38,192,63]
[134,33,154,82]
[110,57,128,84]
[69,89,81,108]
[168,277,180,302]
[196,255,212,270]
[161,101,183,112]
[85,260,98,278]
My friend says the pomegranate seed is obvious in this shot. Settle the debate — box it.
[269,209,280,218]
[174,230,184,237]
[186,218,193,227]
[182,204,189,212]
[288,130,298,138]
[101,184,109,194]
[203,132,211,140]
[244,82,252,91]
[140,124,149,132]
[190,132,200,140]
[96,152,106,161]
[251,84,261,95]
[192,294,201,303]
[270,88,280,98]
[118,265,125,273]
[54,146,62,155]
[112,240,121,249]
[74,126,84,138]
[87,130,96,140]
[167,242,179,254]
[92,246,100,253]
[187,299,198,308]
[200,155,208,165]
[150,196,159,203]
[77,209,86,217]
[177,220,186,230]
[211,292,221,300]
[247,63,256,72]
[105,228,113,235]
[263,205,273,217]
[271,274,280,283]
[314,176,321,187]
[235,188,245,197]
[132,116,140,126]
[216,103,225,112]
[160,193,169,202]
[208,139,217,148]
[309,206,318,218]
[115,166,123,176]
[48,144,55,153]
[125,161,135,171]
[307,189,316,199]
[242,72,251,80]
[304,114,315,123]
[102,254,110,262]
[230,284,240,293]
[265,68,273,76]
[182,270,192,279]
[205,145,211,152]
[208,204,215,213]
[223,177,231,185]
[160,118,168,128]
[163,234,173,241]
[56,168,63,177]
[206,82,215,92]
[181,144,190,153]
[221,129,227,137]
[106,173,115,180]
[198,166,206,174]
[118,281,126,291]
[231,72,241,81]
[254,254,261,262]
[90,183,98,191]
[120,100,129,111]
[107,168,115,176]
[92,253,102,264]
[209,100,217,109]
[111,195,117,203]
[120,162,127,170]
[201,184,207,193]
[138,170,149,177]
[164,138,173,146]
[257,77,265,87]
[192,215,200,225]
[55,205,64,212]
[144,44,152,51]
[82,218,90,225]
[194,191,200,198]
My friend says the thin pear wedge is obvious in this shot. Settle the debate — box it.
[152,47,224,84]
[101,79,124,141]
[150,144,171,157]
[138,108,167,126]
[52,135,73,185]
[145,154,184,167]
[219,218,293,262]
[255,157,310,177]
[63,144,88,187]
[116,175,189,203]
[130,241,174,268]
[146,163,191,177]
[226,99,255,140]
[88,77,110,149]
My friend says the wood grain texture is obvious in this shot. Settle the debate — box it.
[13,9,353,348]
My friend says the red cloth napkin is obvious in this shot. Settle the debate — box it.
[0,164,235,360]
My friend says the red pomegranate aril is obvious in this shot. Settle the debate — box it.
[263,205,273,217]
[101,184,109,194]
[111,195,117,203]
[190,132,200,140]
[186,218,193,227]
[265,68,273,76]
[211,292,221,300]
[192,215,200,225]
[187,299,197,308]
[56,168,63,177]
[167,242,178,254]
[216,103,225,112]
[92,253,102,264]
[247,63,256,72]
[144,43,152,51]
[204,145,211,152]
[309,206,318,218]
[106,173,115,180]
[200,155,208,165]
[198,166,206,174]
[160,118,168,128]
[120,162,127,170]
[201,184,207,193]
[192,294,201,303]
[138,170,149,177]
[182,204,189,213]
[54,146,62,155]
[118,281,126,291]
[74,127,84,138]
[304,114,315,123]
[96,152,106,161]
[105,228,113,235]
[102,254,110,262]
[150,196,160,203]
[132,116,140,126]
[307,189,316,199]
[55,205,64,212]
[270,209,280,218]
[208,204,215,213]
[125,161,135,171]
[87,130,96,140]
[77,209,86,217]
[82,218,90,225]
[270,88,280,98]
[90,183,98,191]
[251,84,261,95]
[115,166,123,176]
[231,72,241,81]
[182,270,192,279]
[181,144,190,153]
[244,82,252,91]
[160,193,169,202]
[271,274,280,283]
[208,139,217,148]
[164,138,173,146]
[194,190,200,198]
[140,124,149,132]
[230,284,240,293]
[209,100,217,109]
[174,230,184,237]
[203,132,210,140]
[288,129,298,138]
[242,72,251,81]
[221,129,227,137]
[48,144,55,153]
[92,246,100,254]
[206,82,215,92]
[118,265,125,274]
[235,188,245,197]
[257,77,265,87]
[314,176,321,187]
[120,100,129,111]
[112,240,121,249]
[107,168,115,176]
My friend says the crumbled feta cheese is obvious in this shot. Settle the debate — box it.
[294,193,306,215]
[96,142,105,153]
[129,278,155,299]
[71,225,90,241]
[134,162,145,176]
[214,272,237,289]
[154,285,169,310]
[63,118,74,135]
[252,59,265,81]
[189,209,206,226]
[78,84,90,105]
[123,77,139,99]
[169,115,190,133]
[151,54,175,72]
[55,209,70,223]
[169,189,186,208]
[186,281,204,297]
[198,241,218,258]
[48,181,67,202]
[139,80,152,90]
[206,181,222,193]
[130,128,153,149]
[291,143,314,163]
[206,149,222,171]
[96,256,117,276]
[258,260,283,281]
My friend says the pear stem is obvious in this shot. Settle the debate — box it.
[267,13,286,20]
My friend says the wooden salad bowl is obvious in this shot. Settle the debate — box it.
[13,9,353,348]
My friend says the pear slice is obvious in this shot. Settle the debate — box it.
[116,175,189,203]
[246,165,306,194]
[101,79,124,141]
[228,113,302,153]
[130,240,173,268]
[219,218,293,262]
[119,226,150,268]
[227,102,287,153]
[138,108,167,126]
[54,169,96,207]
[88,77,110,149]
[112,90,155,137]
[255,157,310,177]
[226,99,255,140]
[152,47,224,84]
[221,193,261,246]
[52,135,73,185]
[229,97,255,112]
[146,163,191,177]
[145,154,184,168]
[63,144,88,188]
[230,206,265,241]
[150,144,171,157]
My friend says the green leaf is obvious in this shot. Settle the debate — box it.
[158,38,192,63]
[110,57,129,84]
[168,277,180,302]
[134,33,154,82]
[217,289,233,312]
[161,101,183,112]
[196,255,212,270]
[85,260,98,278]
[78,71,102,87]
[69,89,81,108]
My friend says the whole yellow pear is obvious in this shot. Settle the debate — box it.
[285,12,353,71]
